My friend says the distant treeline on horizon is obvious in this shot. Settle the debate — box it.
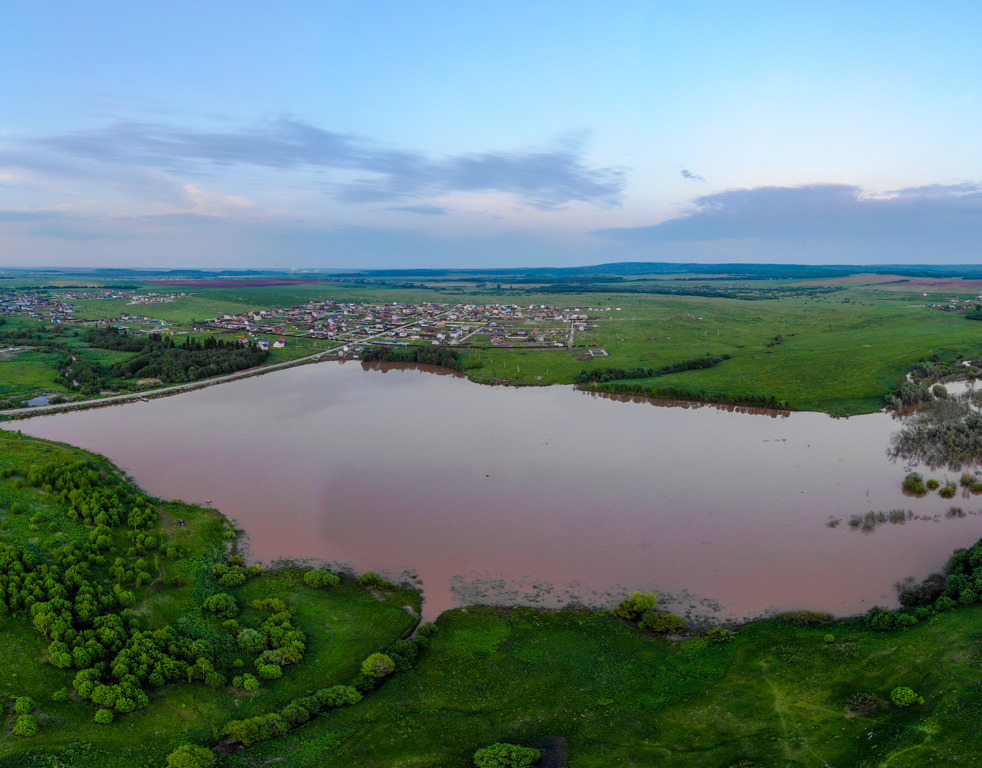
[7,262,982,282]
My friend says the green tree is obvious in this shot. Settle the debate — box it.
[237,627,267,653]
[13,696,36,714]
[303,569,340,588]
[473,742,541,768]
[166,744,217,768]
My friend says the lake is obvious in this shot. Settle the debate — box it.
[12,361,982,623]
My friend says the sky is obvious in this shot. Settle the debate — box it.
[3,0,982,269]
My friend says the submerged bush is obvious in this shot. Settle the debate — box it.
[903,473,928,494]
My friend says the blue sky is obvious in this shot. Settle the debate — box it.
[3,0,982,269]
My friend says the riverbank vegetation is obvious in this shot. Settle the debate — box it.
[7,434,982,765]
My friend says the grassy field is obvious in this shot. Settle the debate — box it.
[9,273,982,414]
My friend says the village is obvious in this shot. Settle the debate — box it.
[0,287,611,356]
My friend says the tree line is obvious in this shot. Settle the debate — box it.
[581,380,790,410]
[361,344,463,370]
[575,355,731,384]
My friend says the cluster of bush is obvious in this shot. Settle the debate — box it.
[613,592,686,635]
[361,344,462,370]
[902,472,964,498]
[224,684,362,745]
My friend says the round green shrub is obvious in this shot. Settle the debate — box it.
[304,569,341,588]
[12,714,39,737]
[166,743,217,768]
[473,742,541,768]
[361,652,396,679]
[926,478,940,490]
[256,664,282,680]
[13,696,36,714]
[890,686,924,707]
[94,708,115,724]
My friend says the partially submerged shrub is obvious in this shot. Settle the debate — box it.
[639,611,685,634]
[775,610,833,627]
[707,627,734,644]
[613,591,658,622]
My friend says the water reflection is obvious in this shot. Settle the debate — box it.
[584,389,791,418]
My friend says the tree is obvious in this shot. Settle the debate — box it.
[473,742,541,768]
[166,744,217,768]
[203,592,238,617]
[237,628,267,653]
[613,591,658,622]
[14,696,36,714]
[891,686,924,707]
[361,652,395,679]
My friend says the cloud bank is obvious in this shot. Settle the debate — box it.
[594,183,982,261]
[11,118,624,210]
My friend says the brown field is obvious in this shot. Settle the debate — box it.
[147,278,329,287]
[809,274,982,291]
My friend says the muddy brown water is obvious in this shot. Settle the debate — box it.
[12,361,982,623]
